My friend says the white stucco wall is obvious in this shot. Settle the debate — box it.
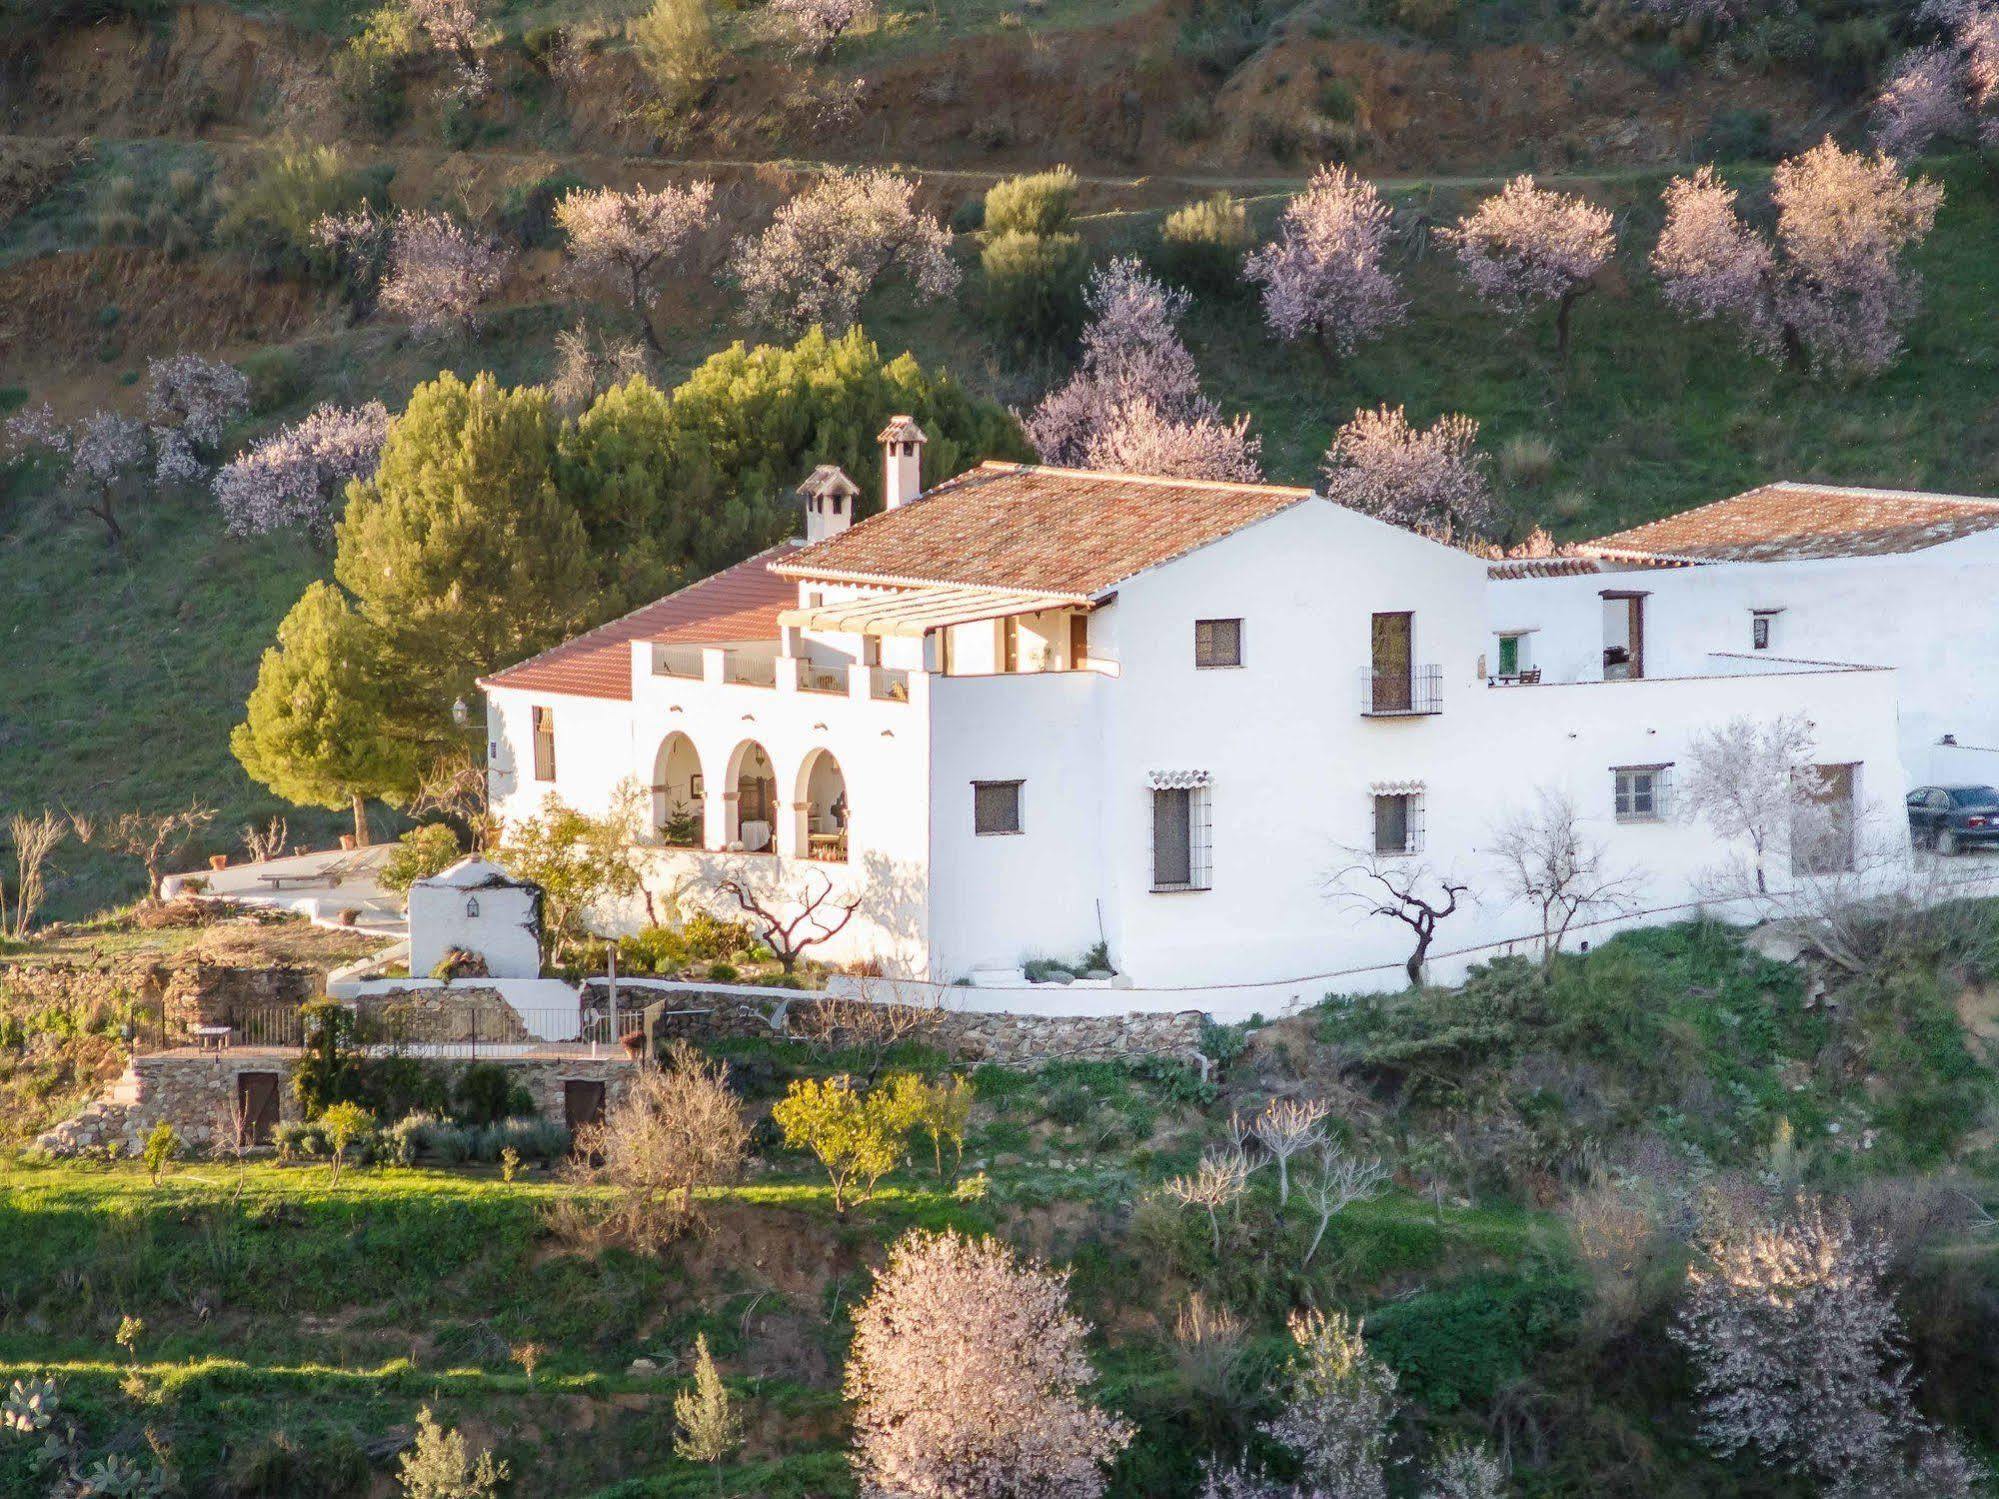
[407,869,542,980]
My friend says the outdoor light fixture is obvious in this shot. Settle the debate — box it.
[465,896,480,918]
[451,696,469,727]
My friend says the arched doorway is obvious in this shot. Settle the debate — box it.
[726,740,778,852]
[795,747,850,862]
[651,733,704,846]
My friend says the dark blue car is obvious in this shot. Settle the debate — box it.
[1906,784,1999,855]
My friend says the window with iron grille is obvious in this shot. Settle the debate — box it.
[531,706,556,782]
[1614,764,1672,822]
[973,780,1023,836]
[1194,618,1243,669]
[1152,785,1212,890]
[1373,793,1422,856]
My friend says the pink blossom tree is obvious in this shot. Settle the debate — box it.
[4,405,147,545]
[1439,175,1614,357]
[846,1228,1133,1498]
[409,0,489,99]
[319,208,513,339]
[1651,145,1942,378]
[1026,258,1262,481]
[145,354,250,486]
[213,402,392,539]
[770,0,877,55]
[728,169,957,334]
[1872,45,1971,159]
[1245,163,1406,356]
[1320,404,1491,538]
[554,180,716,351]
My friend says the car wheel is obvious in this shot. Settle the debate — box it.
[1938,828,1959,857]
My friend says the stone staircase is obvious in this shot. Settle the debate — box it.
[33,1065,142,1157]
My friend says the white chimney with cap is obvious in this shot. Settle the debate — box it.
[799,464,861,544]
[879,415,927,511]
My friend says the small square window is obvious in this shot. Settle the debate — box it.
[1373,793,1421,855]
[973,780,1023,836]
[1195,618,1243,669]
[1751,613,1774,651]
[1614,765,1670,821]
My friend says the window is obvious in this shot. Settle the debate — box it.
[1614,765,1671,821]
[1151,784,1212,890]
[973,780,1023,835]
[1792,763,1858,875]
[1373,793,1421,856]
[1370,612,1414,710]
[1751,609,1781,651]
[531,706,556,782]
[1195,618,1243,669]
[1070,612,1089,666]
[1496,632,1533,678]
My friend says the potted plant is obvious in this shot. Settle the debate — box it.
[621,1030,647,1060]
[208,853,229,870]
[338,833,357,851]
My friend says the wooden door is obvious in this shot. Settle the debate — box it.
[564,1079,607,1135]
[1069,612,1088,667]
[236,1071,281,1147]
[1371,613,1413,711]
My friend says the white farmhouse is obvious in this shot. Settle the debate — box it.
[479,421,1982,1012]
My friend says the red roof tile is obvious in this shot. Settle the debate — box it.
[479,543,801,702]
[1584,483,1999,564]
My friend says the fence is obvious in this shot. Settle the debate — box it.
[139,999,662,1060]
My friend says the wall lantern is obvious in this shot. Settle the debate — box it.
[465,896,480,919]
[451,697,470,728]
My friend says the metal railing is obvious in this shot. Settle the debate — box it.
[138,1001,648,1059]
[1360,665,1443,717]
[797,664,848,695]
[653,645,705,680]
[869,666,911,702]
[723,651,778,688]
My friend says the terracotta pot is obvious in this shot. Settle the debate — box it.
[338,834,357,851]
[621,1031,647,1060]
[208,854,229,870]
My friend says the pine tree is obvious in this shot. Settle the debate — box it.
[230,581,427,842]
[673,1333,743,1486]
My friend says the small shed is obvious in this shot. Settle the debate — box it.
[408,857,543,980]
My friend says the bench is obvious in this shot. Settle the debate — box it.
[255,855,360,892]
[256,871,322,891]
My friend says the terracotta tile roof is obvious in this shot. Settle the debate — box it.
[1583,483,1999,564]
[773,462,1315,599]
[479,543,801,701]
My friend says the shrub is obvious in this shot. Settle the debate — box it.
[631,0,719,112]
[772,1073,914,1211]
[293,999,365,1119]
[681,911,757,962]
[453,1062,523,1126]
[237,346,304,415]
[357,1054,451,1123]
[218,145,377,279]
[398,1406,508,1498]
[1701,107,1776,161]
[273,1119,329,1161]
[497,170,590,249]
[319,1100,376,1181]
[1155,192,1249,295]
[335,4,421,131]
[1366,1273,1582,1411]
[141,1120,183,1184]
[982,167,1079,238]
[618,925,690,975]
[571,1043,750,1246]
[980,228,1090,347]
[380,823,464,895]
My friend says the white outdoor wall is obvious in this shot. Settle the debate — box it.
[408,869,542,980]
[1491,534,1999,766]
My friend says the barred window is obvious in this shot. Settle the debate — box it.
[1194,618,1243,669]
[1373,793,1422,856]
[1151,785,1212,890]
[973,780,1023,836]
[531,706,556,782]
[1613,764,1671,822]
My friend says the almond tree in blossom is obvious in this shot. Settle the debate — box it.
[409,0,489,99]
[318,208,514,339]
[145,354,250,486]
[1439,175,1615,357]
[1872,45,1971,159]
[1651,144,1942,378]
[1672,1199,1927,1481]
[728,169,957,334]
[1320,404,1491,539]
[4,405,147,545]
[213,402,392,539]
[845,1228,1134,1498]
[554,180,716,350]
[1244,163,1406,356]
[770,0,876,55]
[1026,258,1261,482]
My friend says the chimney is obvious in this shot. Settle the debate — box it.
[878,415,927,511]
[800,465,861,544]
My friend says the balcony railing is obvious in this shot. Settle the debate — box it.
[869,666,911,702]
[653,645,705,680]
[798,664,848,695]
[1360,665,1442,717]
[722,651,777,688]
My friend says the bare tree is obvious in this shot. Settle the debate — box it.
[545,323,651,416]
[1652,146,1942,378]
[408,748,492,850]
[1300,1140,1389,1269]
[1678,713,1825,895]
[1164,1147,1252,1256]
[1319,404,1492,539]
[570,1043,751,1248]
[239,816,290,865]
[1325,852,1470,988]
[1245,163,1407,356]
[5,405,147,545]
[728,169,957,334]
[79,801,217,901]
[555,181,716,351]
[789,976,943,1082]
[2,811,66,941]
[1671,1197,1916,1480]
[846,1228,1134,1499]
[711,867,860,973]
[1249,1096,1331,1208]
[769,0,877,55]
[1439,175,1614,357]
[1488,788,1642,969]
